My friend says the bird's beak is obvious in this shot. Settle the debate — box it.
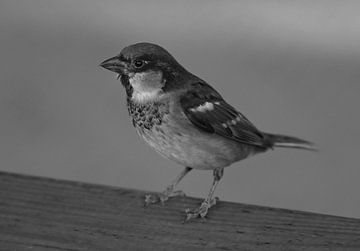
[100,56,126,74]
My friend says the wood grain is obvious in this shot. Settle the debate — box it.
[0,171,359,250]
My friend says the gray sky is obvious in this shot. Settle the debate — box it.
[1,0,360,218]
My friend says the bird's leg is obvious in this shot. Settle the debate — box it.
[184,167,224,222]
[144,166,192,206]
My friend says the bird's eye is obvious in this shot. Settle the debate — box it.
[133,60,145,68]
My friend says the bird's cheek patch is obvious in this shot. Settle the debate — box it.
[129,71,165,92]
[129,71,166,103]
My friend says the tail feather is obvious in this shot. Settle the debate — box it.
[264,133,317,151]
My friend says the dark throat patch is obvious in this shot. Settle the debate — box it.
[127,99,169,130]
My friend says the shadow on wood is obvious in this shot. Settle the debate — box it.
[0,171,359,250]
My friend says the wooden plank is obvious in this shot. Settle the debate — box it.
[0,171,359,251]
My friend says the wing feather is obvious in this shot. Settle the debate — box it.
[180,82,270,148]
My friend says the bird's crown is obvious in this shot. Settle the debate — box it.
[120,42,175,62]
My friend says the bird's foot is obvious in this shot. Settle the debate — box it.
[184,197,219,222]
[144,190,186,207]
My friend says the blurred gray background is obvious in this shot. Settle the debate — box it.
[1,1,359,218]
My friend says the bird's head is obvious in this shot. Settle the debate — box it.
[100,42,188,103]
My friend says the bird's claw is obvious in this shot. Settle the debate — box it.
[144,194,160,207]
[184,197,219,222]
[144,190,186,207]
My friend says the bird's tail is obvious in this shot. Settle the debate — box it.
[264,133,317,151]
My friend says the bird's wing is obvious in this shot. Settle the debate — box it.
[180,82,269,148]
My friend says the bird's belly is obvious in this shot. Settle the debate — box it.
[136,122,256,170]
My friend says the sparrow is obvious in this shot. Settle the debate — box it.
[100,42,315,221]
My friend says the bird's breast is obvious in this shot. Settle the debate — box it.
[127,99,169,130]
[129,99,256,170]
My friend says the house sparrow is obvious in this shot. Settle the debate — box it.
[100,42,315,221]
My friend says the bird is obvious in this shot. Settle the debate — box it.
[100,42,315,221]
